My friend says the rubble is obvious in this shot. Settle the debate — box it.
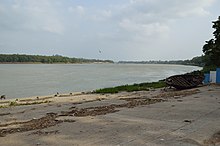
[165,74,204,89]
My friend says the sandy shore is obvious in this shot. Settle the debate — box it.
[0,85,219,146]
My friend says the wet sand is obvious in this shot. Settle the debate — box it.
[0,85,219,146]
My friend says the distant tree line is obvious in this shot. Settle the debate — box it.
[0,54,114,64]
[118,56,204,67]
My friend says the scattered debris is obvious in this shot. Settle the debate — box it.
[60,119,76,123]
[31,130,59,136]
[0,113,10,116]
[7,100,51,107]
[174,96,181,99]
[19,96,52,102]
[153,89,200,99]
[165,74,204,89]
[74,106,119,117]
[72,99,105,105]
[60,98,165,117]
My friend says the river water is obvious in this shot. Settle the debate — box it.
[0,64,201,99]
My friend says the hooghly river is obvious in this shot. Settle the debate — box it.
[0,64,201,99]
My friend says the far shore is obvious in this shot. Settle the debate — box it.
[0,62,203,69]
[0,62,113,64]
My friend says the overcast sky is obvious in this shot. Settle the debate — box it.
[0,0,219,61]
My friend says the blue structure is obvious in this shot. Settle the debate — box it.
[204,73,210,84]
[217,68,220,84]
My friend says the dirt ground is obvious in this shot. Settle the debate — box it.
[0,85,219,146]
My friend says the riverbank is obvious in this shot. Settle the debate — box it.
[0,84,219,146]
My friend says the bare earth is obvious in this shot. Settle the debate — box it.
[0,85,219,146]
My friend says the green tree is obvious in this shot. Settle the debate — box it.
[202,16,220,72]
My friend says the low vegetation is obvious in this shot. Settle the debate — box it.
[94,81,166,94]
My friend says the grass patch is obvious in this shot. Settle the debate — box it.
[94,81,166,94]
[9,101,18,106]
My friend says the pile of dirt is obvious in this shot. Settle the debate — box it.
[74,105,119,117]
[154,89,200,99]
[0,113,61,137]
[119,98,165,108]
[61,90,198,117]
[60,98,165,117]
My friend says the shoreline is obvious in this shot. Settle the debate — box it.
[0,79,196,105]
[0,62,202,67]
[0,64,201,101]
[0,91,88,107]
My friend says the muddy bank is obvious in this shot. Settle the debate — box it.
[0,85,219,146]
[0,88,200,137]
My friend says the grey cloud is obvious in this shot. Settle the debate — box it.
[128,0,214,16]
[0,0,64,34]
[0,0,218,61]
[103,0,215,43]
[115,0,215,27]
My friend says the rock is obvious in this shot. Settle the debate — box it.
[0,95,6,100]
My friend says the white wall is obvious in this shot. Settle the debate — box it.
[210,71,216,83]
